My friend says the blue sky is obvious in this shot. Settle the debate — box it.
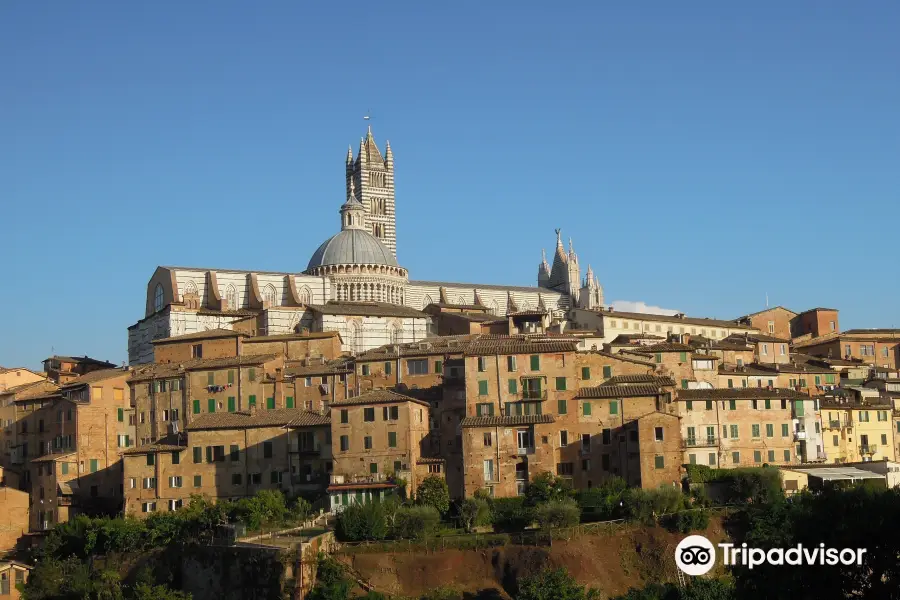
[2,2,899,370]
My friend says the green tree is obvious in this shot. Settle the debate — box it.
[516,567,599,600]
[533,498,581,529]
[335,501,388,541]
[524,472,571,506]
[307,555,352,600]
[392,505,440,539]
[416,476,450,515]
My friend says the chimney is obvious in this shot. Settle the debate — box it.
[249,402,258,416]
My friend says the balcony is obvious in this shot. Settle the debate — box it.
[57,496,73,506]
[826,419,853,430]
[683,437,719,449]
[520,390,548,401]
[860,444,878,455]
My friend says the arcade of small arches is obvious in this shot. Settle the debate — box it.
[334,280,405,304]
[308,263,407,278]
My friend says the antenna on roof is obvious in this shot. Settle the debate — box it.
[765,293,769,308]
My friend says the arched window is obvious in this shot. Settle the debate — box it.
[488,299,499,315]
[456,296,466,305]
[390,324,403,344]
[263,284,277,307]
[225,285,238,310]
[153,284,164,313]
[348,321,362,354]
[298,285,312,305]
[183,280,198,297]
[422,294,434,310]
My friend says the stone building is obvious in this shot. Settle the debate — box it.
[572,308,755,348]
[795,329,900,370]
[0,368,44,393]
[41,355,117,385]
[327,390,430,510]
[674,388,805,468]
[128,127,584,363]
[0,487,29,553]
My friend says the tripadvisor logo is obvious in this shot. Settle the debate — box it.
[675,535,868,575]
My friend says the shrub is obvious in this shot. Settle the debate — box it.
[420,586,463,600]
[416,476,450,515]
[622,486,686,525]
[665,510,710,534]
[516,567,600,600]
[291,496,313,522]
[308,554,352,600]
[392,505,441,540]
[491,497,534,532]
[534,498,581,529]
[457,498,492,532]
[576,477,628,521]
[336,501,388,541]
[683,464,715,484]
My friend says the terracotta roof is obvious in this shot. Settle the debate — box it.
[186,408,324,431]
[356,338,472,361]
[750,362,834,375]
[44,355,116,367]
[1,380,59,400]
[718,365,777,377]
[129,354,280,382]
[243,331,341,342]
[29,452,76,463]
[735,306,798,319]
[508,310,548,317]
[285,361,353,377]
[460,414,555,428]
[464,340,579,356]
[798,307,839,315]
[609,334,666,345]
[305,301,427,319]
[604,374,676,386]
[578,384,670,399]
[631,342,694,354]
[286,412,332,427]
[725,333,790,344]
[61,367,130,388]
[709,341,752,351]
[122,444,187,455]
[595,309,753,329]
[678,388,805,400]
[330,389,429,408]
[691,354,720,361]
[152,328,249,344]
[586,350,655,366]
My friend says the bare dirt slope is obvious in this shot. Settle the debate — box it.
[339,517,729,599]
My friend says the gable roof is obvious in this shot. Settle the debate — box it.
[61,367,130,388]
[329,389,429,408]
[677,388,805,400]
[594,309,753,330]
[460,414,555,428]
[577,383,673,399]
[186,408,328,431]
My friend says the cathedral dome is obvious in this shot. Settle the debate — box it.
[306,229,398,271]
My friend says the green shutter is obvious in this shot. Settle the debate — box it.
[61,462,68,475]
[370,463,378,474]
[729,400,736,411]
[815,375,821,385]
[681,379,688,389]
[781,423,789,437]
[435,360,443,374]
[227,397,236,412]
[508,379,517,394]
[266,397,275,410]
[388,432,397,448]
[530,355,540,370]
[193,447,202,463]
[558,399,567,414]
[193,400,200,414]
[685,400,693,411]
[228,370,234,384]
[125,435,130,447]
[581,367,590,380]
[655,353,662,364]
[583,402,592,416]
[117,408,124,422]
[727,379,733,388]
[207,373,214,386]
[766,424,774,437]
[679,352,687,361]
[609,400,618,415]
[90,459,98,473]
[765,399,771,409]
[208,398,216,413]
[555,377,566,391]
[194,475,202,488]
[286,396,294,409]
[385,362,391,375]
[249,395,256,407]
[478,380,488,395]
[602,366,612,379]
[249,368,256,381]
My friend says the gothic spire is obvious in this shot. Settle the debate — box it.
[346,145,353,165]
[548,228,569,290]
[385,140,393,166]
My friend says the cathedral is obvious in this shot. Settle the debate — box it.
[128,127,604,364]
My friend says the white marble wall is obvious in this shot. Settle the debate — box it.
[405,282,568,317]
[317,314,429,353]
[173,269,327,309]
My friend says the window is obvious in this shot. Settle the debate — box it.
[153,284,164,312]
[654,455,664,469]
[507,356,517,371]
[781,423,789,437]
[557,399,567,415]
[581,367,591,380]
[477,357,487,372]
[232,474,242,486]
[192,400,200,414]
[478,380,488,395]
[483,459,494,482]
[601,454,610,470]
[407,359,428,375]
[483,432,492,447]
[609,400,618,415]
[369,463,378,474]
[764,399,771,410]
[681,379,689,390]
[761,343,768,356]
[582,434,591,451]
[556,463,574,476]
[142,502,157,513]
[340,435,349,451]
[602,366,612,379]
[705,400,712,411]
[207,398,216,413]
[530,355,540,371]
[266,397,275,410]
[388,432,397,448]
[475,403,494,416]
[602,428,611,444]
[685,400,693,411]
[117,408,124,422]
[263,441,273,458]
[362,364,370,376]
[780,344,786,356]
[193,447,202,463]
[555,377,567,391]
[767,450,775,463]
[754,451,762,464]
[560,430,568,447]
[169,476,183,488]
[732,451,740,464]
[249,368,256,381]
[882,434,888,445]
[340,409,348,424]
[689,454,696,465]
[655,353,662,364]
[143,477,156,489]
[752,424,760,438]
[654,427,664,442]
[708,453,716,466]
[171,451,180,465]
[727,379,734,388]
[230,444,240,461]
[877,410,888,422]
[364,408,375,422]
[508,379,518,394]
[435,360,443,374]
[386,406,399,420]
[193,475,202,488]
[364,436,372,450]
[583,402,592,416]
[582,459,591,471]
